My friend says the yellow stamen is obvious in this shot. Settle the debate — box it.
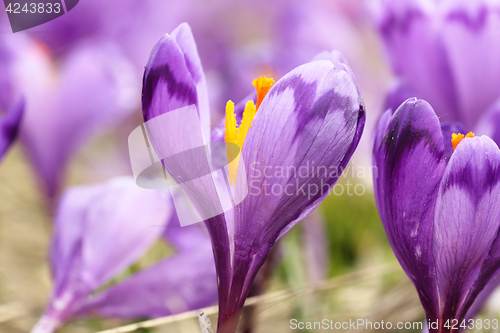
[225,100,238,145]
[253,77,275,109]
[225,77,275,184]
[225,100,258,184]
[452,132,474,150]
[238,101,257,147]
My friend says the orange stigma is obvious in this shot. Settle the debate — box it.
[252,77,275,109]
[451,132,474,150]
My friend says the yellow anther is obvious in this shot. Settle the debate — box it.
[238,100,257,147]
[224,77,275,184]
[452,132,474,150]
[224,100,258,184]
[225,100,238,145]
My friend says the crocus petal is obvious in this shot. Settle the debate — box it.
[440,0,500,129]
[0,98,24,162]
[373,98,446,321]
[34,178,171,333]
[433,136,500,320]
[77,224,217,319]
[171,23,211,140]
[142,23,223,224]
[238,59,364,247]
[142,23,210,139]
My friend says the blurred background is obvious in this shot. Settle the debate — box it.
[0,0,498,332]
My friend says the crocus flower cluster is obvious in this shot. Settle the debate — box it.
[12,0,500,331]
[142,22,365,332]
[374,98,500,333]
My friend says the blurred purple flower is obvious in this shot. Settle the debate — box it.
[0,32,139,198]
[31,177,216,333]
[24,0,372,124]
[23,43,138,198]
[76,220,217,318]
[142,23,365,333]
[26,0,186,65]
[475,100,500,148]
[372,0,500,130]
[373,98,500,332]
[0,98,23,162]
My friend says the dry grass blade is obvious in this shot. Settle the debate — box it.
[95,263,401,333]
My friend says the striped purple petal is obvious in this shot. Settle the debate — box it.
[434,136,500,321]
[373,98,446,322]
[238,59,364,246]
[142,22,210,140]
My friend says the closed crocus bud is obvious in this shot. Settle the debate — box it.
[374,98,500,333]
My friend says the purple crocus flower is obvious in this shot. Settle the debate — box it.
[372,0,500,130]
[142,23,365,332]
[373,98,500,333]
[0,98,24,162]
[31,177,217,333]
